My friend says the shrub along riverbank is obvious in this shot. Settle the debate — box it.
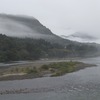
[0,61,96,81]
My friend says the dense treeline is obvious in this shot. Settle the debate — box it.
[0,34,64,62]
[0,34,99,62]
[66,43,98,57]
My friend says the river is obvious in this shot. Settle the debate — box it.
[0,57,100,100]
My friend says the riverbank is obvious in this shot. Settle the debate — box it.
[0,61,96,81]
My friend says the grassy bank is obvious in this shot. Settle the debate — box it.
[39,61,95,77]
[0,61,96,81]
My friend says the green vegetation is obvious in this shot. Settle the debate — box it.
[2,66,38,75]
[40,61,81,77]
[25,67,38,74]
[0,61,95,81]
[0,34,63,62]
[0,34,99,62]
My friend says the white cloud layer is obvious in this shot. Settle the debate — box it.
[0,0,100,37]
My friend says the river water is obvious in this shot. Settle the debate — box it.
[0,57,100,100]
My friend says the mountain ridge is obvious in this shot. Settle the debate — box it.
[0,14,99,62]
[0,14,71,45]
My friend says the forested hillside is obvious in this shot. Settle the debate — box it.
[0,34,99,62]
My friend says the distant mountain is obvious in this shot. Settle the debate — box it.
[0,14,71,45]
[0,14,100,60]
[0,14,50,37]
[61,32,98,43]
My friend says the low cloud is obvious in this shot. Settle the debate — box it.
[0,0,100,38]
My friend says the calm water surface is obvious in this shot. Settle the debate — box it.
[0,57,100,100]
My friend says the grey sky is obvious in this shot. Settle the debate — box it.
[0,0,100,37]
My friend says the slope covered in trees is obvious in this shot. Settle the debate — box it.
[0,34,99,62]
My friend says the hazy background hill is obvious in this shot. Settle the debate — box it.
[0,14,99,62]
[0,14,71,45]
[61,32,100,43]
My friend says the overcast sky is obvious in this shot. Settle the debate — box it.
[0,0,100,37]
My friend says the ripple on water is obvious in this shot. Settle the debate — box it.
[0,57,100,100]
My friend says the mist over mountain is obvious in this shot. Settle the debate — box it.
[1,14,100,45]
[0,14,100,45]
[0,14,99,62]
[0,14,53,37]
[0,14,71,45]
[61,32,100,43]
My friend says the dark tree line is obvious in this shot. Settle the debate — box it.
[0,34,99,62]
[0,34,63,62]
